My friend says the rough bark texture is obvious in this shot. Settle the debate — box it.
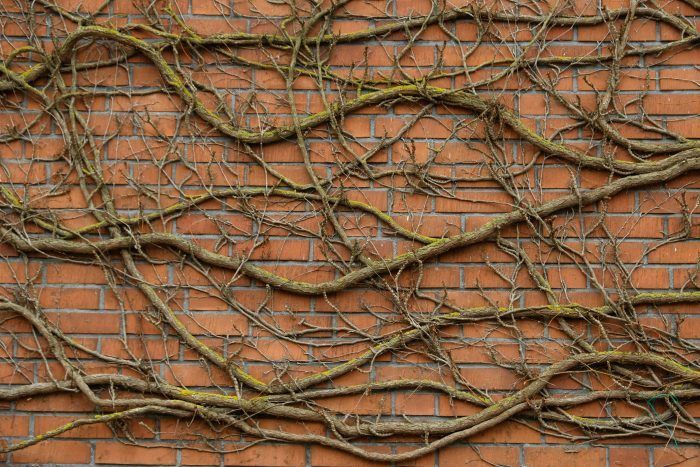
[0,0,699,465]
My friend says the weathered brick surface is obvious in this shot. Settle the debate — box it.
[0,0,699,465]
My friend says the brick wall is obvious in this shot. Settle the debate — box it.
[0,0,699,465]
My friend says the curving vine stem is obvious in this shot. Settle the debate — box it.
[0,0,699,464]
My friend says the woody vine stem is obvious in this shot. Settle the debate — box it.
[0,0,699,462]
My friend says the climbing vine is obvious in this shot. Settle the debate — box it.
[0,0,699,462]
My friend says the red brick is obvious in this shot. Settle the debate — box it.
[439,445,520,466]
[395,392,436,416]
[310,445,388,467]
[45,263,108,284]
[610,447,649,466]
[0,414,29,436]
[45,312,121,334]
[222,444,306,466]
[38,287,101,309]
[654,447,700,466]
[470,421,541,443]
[647,243,699,264]
[525,446,606,467]
[678,317,700,339]
[659,69,700,90]
[95,442,177,465]
[12,440,91,464]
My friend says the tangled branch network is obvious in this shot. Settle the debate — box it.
[0,0,699,463]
